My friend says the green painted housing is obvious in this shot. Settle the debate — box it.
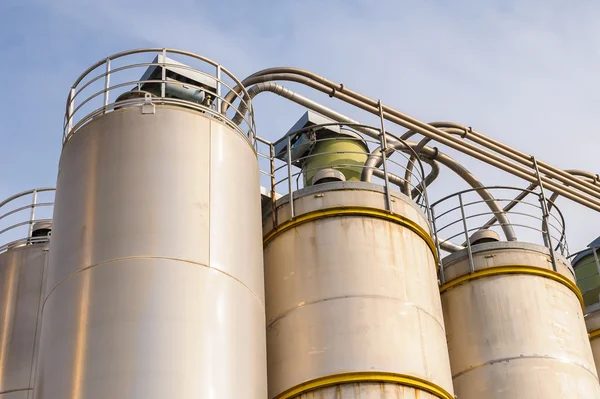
[574,253,600,308]
[302,138,369,186]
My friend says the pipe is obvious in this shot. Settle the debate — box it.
[232,81,510,242]
[403,127,468,195]
[362,142,518,242]
[482,170,600,229]
[223,70,600,211]
[439,239,466,253]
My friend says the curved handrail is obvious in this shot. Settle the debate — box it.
[63,48,256,147]
[256,122,435,238]
[0,188,55,253]
[431,186,569,282]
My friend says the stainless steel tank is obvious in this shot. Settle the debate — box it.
[0,239,49,398]
[263,181,454,399]
[441,242,600,398]
[34,51,266,398]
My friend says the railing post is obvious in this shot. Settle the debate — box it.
[270,142,277,229]
[161,48,167,99]
[459,192,475,274]
[67,87,75,138]
[216,65,222,113]
[287,134,295,219]
[532,156,558,272]
[377,100,392,211]
[430,206,445,284]
[27,189,38,239]
[103,58,111,113]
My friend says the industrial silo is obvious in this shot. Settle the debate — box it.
[0,189,54,399]
[33,50,267,398]
[433,187,600,398]
[261,114,454,399]
[572,238,600,374]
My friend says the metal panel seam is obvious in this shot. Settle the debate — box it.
[263,206,437,265]
[0,388,33,395]
[42,256,265,308]
[266,295,446,332]
[440,265,584,310]
[272,372,454,399]
[451,354,599,380]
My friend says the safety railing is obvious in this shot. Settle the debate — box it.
[431,186,568,282]
[63,48,256,146]
[0,188,55,253]
[571,246,600,309]
[256,122,435,230]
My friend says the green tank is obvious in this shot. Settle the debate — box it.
[574,250,600,308]
[301,130,369,186]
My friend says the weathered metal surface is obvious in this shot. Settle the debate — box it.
[34,106,266,398]
[442,243,600,398]
[263,183,453,399]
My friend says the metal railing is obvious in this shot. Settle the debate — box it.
[431,186,568,282]
[63,48,256,146]
[256,122,434,230]
[0,188,55,253]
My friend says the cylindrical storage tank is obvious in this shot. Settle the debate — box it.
[573,248,600,375]
[0,242,49,399]
[263,181,454,399]
[441,242,600,398]
[34,52,266,398]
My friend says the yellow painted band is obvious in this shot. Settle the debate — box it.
[263,206,437,263]
[440,265,584,311]
[273,372,454,399]
[589,329,600,340]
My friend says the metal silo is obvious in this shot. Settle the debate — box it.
[259,115,454,399]
[0,188,54,399]
[33,50,266,398]
[433,186,600,398]
[572,239,600,374]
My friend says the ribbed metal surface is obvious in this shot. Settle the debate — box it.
[441,242,600,398]
[34,106,266,398]
[263,182,454,399]
[0,244,47,398]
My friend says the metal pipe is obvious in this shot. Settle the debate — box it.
[439,239,466,253]
[224,70,600,211]
[482,169,599,230]
[403,127,467,194]
[236,69,600,200]
[229,81,502,242]
[363,142,517,242]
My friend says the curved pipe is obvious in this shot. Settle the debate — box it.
[236,81,441,194]
[233,81,500,247]
[372,156,440,199]
[362,142,517,242]
[483,170,599,228]
[403,127,468,196]
[223,69,600,211]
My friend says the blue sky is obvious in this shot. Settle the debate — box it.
[2,0,600,251]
